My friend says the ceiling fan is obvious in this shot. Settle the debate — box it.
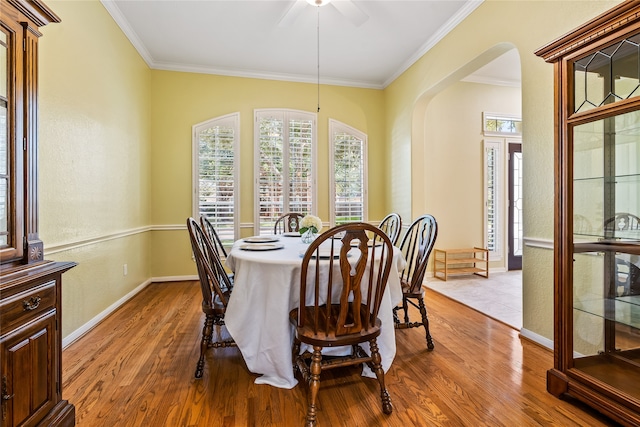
[278,0,369,28]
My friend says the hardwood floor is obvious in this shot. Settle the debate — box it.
[62,281,620,426]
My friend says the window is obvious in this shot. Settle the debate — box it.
[192,113,239,246]
[329,119,367,226]
[483,112,522,136]
[484,139,502,258]
[254,109,316,235]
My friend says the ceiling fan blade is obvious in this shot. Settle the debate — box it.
[278,1,308,27]
[331,0,368,27]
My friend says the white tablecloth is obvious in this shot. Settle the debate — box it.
[224,235,406,389]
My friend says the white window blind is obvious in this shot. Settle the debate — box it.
[193,113,240,245]
[484,139,502,257]
[255,109,316,235]
[329,119,367,226]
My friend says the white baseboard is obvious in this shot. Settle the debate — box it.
[62,275,199,349]
[150,275,199,282]
[519,327,553,350]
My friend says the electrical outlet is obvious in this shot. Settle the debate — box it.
[123,264,128,276]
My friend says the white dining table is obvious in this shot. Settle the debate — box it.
[224,233,406,389]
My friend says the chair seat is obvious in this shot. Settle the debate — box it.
[203,293,230,315]
[290,304,382,347]
[400,279,425,298]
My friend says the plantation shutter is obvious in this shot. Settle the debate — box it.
[255,110,315,235]
[484,140,501,256]
[330,120,367,226]
[194,113,239,245]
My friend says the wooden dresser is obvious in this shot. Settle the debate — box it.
[1,262,76,426]
[0,1,76,426]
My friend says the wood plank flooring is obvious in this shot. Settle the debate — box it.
[62,281,620,426]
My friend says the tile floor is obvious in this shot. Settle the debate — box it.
[425,270,523,330]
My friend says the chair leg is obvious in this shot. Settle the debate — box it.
[402,296,410,324]
[392,306,400,326]
[195,314,214,378]
[292,337,301,375]
[370,339,393,415]
[417,295,435,350]
[305,346,322,427]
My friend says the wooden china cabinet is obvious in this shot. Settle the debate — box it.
[0,1,76,426]
[535,1,640,425]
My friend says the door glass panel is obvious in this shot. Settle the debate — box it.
[512,151,523,256]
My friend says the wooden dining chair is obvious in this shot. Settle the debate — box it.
[379,212,402,245]
[273,212,304,234]
[186,217,236,379]
[290,223,394,426]
[393,214,438,350]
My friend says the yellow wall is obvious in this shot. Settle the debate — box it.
[148,71,386,276]
[39,0,152,337]
[384,0,619,339]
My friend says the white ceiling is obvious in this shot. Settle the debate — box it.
[102,0,520,89]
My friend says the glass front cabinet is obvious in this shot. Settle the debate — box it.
[536,2,640,424]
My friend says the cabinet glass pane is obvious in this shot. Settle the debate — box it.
[0,30,6,246]
[574,34,640,113]
[0,36,6,97]
[574,110,640,241]
[0,177,6,245]
[0,104,6,175]
[573,251,640,402]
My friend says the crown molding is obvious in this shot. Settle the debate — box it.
[382,0,484,88]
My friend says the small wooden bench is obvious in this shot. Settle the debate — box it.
[433,247,489,281]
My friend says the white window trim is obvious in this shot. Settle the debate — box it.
[253,109,317,235]
[329,119,368,227]
[192,112,241,241]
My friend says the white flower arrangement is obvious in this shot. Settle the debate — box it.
[299,214,323,235]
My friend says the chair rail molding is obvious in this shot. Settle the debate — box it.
[523,237,553,250]
[45,224,189,255]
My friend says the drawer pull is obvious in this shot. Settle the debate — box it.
[22,296,41,311]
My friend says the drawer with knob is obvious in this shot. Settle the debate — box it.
[0,280,56,333]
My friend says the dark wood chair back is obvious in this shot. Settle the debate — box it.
[379,212,402,245]
[273,212,304,234]
[296,222,394,341]
[200,215,228,258]
[290,222,394,425]
[188,217,233,304]
[398,214,438,294]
